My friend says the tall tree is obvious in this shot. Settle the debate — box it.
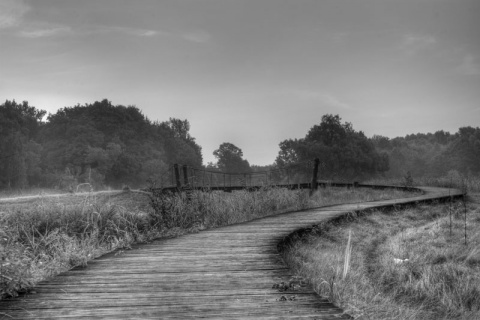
[157,118,203,167]
[40,101,203,188]
[275,139,301,167]
[0,100,45,188]
[275,114,389,180]
[213,143,251,173]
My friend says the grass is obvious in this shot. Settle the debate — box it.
[282,194,480,319]
[0,191,159,299]
[0,188,68,199]
[366,170,480,194]
[149,186,417,229]
[0,185,413,299]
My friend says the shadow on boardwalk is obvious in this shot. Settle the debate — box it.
[0,186,462,319]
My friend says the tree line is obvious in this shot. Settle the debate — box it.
[372,127,480,179]
[1,99,478,190]
[274,114,389,180]
[0,99,202,189]
[275,114,480,181]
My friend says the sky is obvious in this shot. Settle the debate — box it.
[1,0,479,166]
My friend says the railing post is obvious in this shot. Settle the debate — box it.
[203,169,206,188]
[182,165,189,187]
[174,164,181,188]
[183,165,193,200]
[310,158,320,196]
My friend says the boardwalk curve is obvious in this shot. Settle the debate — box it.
[0,186,463,319]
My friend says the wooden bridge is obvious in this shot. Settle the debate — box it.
[0,185,463,319]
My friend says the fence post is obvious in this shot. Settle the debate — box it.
[174,164,181,188]
[203,169,206,188]
[182,165,189,187]
[310,158,320,196]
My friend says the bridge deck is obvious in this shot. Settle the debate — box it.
[0,186,463,319]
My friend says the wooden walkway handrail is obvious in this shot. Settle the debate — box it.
[0,185,464,319]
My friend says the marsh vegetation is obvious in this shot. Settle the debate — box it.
[0,186,412,299]
[282,192,480,319]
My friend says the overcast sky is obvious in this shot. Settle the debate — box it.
[1,0,479,165]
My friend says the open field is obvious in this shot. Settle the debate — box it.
[0,186,414,299]
[366,172,480,194]
[282,193,480,320]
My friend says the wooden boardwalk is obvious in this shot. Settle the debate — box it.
[0,186,463,319]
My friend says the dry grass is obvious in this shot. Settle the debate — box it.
[282,195,480,320]
[366,172,480,194]
[149,186,415,229]
[0,186,413,299]
[0,191,159,299]
[0,188,68,199]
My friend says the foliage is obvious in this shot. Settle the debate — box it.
[273,113,479,182]
[372,127,480,179]
[275,114,389,180]
[0,99,203,191]
[3,95,480,193]
[0,100,46,189]
[213,142,251,173]
[403,171,414,188]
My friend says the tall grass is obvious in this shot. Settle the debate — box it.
[0,186,413,299]
[282,199,480,319]
[149,187,309,229]
[149,186,415,229]
[0,192,155,299]
[366,171,480,194]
